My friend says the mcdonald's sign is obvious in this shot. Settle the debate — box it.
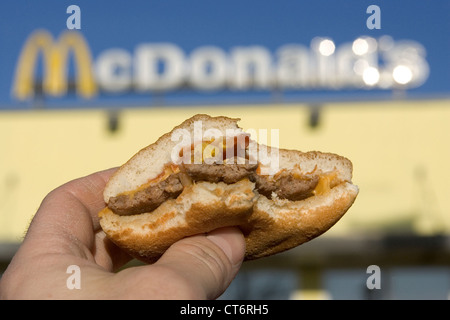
[12,29,97,101]
[9,28,436,106]
[3,2,449,109]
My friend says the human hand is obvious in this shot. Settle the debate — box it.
[0,168,245,299]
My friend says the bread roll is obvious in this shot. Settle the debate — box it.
[98,114,358,263]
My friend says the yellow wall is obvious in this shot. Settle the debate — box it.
[1,100,449,242]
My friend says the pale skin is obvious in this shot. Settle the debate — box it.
[0,168,246,299]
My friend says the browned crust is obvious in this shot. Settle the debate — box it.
[99,181,358,263]
[241,182,359,260]
[99,205,253,264]
[99,179,256,263]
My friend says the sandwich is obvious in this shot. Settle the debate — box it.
[99,114,358,263]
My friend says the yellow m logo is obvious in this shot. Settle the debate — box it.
[13,29,97,100]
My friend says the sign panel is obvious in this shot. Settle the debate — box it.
[0,0,449,109]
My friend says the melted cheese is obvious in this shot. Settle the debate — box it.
[313,171,338,195]
[180,134,249,164]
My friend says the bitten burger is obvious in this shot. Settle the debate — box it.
[99,114,359,263]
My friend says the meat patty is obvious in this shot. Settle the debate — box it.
[108,173,184,216]
[181,162,258,184]
[108,163,257,216]
[250,173,319,201]
[108,163,320,216]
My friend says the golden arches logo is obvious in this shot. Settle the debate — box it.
[12,29,97,100]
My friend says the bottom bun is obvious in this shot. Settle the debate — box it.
[99,179,358,263]
[242,182,359,260]
[99,179,256,263]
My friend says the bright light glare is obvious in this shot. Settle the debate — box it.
[393,65,413,84]
[363,67,380,86]
[352,38,369,55]
[318,39,335,56]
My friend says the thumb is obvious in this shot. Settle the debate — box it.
[154,227,245,299]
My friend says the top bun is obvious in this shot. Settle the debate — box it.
[104,114,243,203]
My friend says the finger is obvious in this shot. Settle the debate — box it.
[29,167,117,235]
[58,167,118,230]
[94,230,133,271]
[152,227,245,299]
[22,168,119,261]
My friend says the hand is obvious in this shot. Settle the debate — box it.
[0,168,245,299]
